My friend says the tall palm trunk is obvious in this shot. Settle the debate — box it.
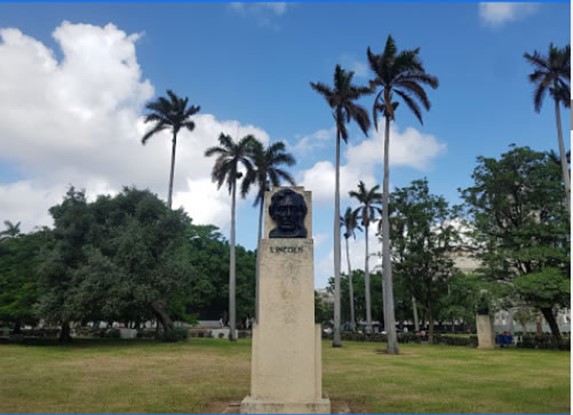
[412,296,420,332]
[333,131,342,347]
[345,237,356,331]
[229,180,237,341]
[167,132,178,209]
[427,303,434,344]
[255,200,264,322]
[554,98,571,214]
[364,223,372,334]
[382,115,399,354]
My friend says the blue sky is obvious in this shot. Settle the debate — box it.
[0,2,569,288]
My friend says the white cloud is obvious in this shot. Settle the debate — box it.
[173,178,233,231]
[230,2,288,16]
[0,22,270,234]
[478,3,539,27]
[229,2,289,27]
[351,61,369,79]
[299,123,446,204]
[290,127,335,155]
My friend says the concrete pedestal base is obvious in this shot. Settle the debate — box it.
[476,314,495,349]
[241,395,331,414]
[241,234,330,414]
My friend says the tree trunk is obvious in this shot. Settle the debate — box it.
[540,307,562,342]
[382,115,399,354]
[13,319,22,335]
[412,296,420,332]
[151,302,175,334]
[255,200,264,322]
[167,132,178,209]
[427,303,434,344]
[58,321,72,343]
[333,131,342,347]
[364,223,372,334]
[554,99,571,214]
[345,237,356,331]
[229,180,237,341]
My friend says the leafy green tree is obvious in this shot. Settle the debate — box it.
[241,139,296,321]
[461,146,570,341]
[311,64,371,347]
[514,268,570,335]
[0,228,50,333]
[186,224,256,323]
[349,181,382,334]
[524,43,571,213]
[315,290,334,327]
[37,187,195,342]
[368,35,439,353]
[334,270,382,328]
[438,271,482,332]
[141,90,201,209]
[90,188,195,336]
[340,207,362,331]
[389,178,458,343]
[36,188,92,342]
[205,133,255,341]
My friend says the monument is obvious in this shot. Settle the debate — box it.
[476,294,495,349]
[240,187,331,414]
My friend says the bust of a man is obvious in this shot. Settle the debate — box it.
[268,188,308,238]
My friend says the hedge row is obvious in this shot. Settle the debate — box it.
[516,334,570,350]
[330,331,479,347]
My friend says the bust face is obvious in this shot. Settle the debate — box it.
[269,189,307,238]
[274,195,302,231]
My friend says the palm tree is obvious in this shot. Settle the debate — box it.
[349,181,382,334]
[524,43,571,213]
[368,35,439,354]
[311,65,371,347]
[205,133,255,341]
[0,220,21,241]
[241,139,296,321]
[340,207,362,331]
[141,90,201,209]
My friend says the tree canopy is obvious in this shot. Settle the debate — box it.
[461,145,570,341]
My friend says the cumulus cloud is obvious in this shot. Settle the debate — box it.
[0,22,270,233]
[290,127,335,156]
[299,123,446,204]
[229,2,289,27]
[478,3,539,27]
[230,2,288,15]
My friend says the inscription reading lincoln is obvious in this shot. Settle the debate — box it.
[268,188,308,238]
[270,246,304,254]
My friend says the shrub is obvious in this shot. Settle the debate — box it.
[137,329,156,339]
[433,334,478,347]
[105,328,121,338]
[517,334,570,350]
[158,327,188,343]
[188,329,211,338]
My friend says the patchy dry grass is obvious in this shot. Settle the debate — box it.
[0,338,569,413]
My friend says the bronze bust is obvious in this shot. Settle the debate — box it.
[268,189,308,238]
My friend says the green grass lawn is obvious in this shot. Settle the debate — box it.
[0,338,569,413]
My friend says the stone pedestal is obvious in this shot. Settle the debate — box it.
[241,188,330,414]
[476,314,495,349]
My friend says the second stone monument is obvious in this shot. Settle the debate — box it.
[241,187,331,414]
